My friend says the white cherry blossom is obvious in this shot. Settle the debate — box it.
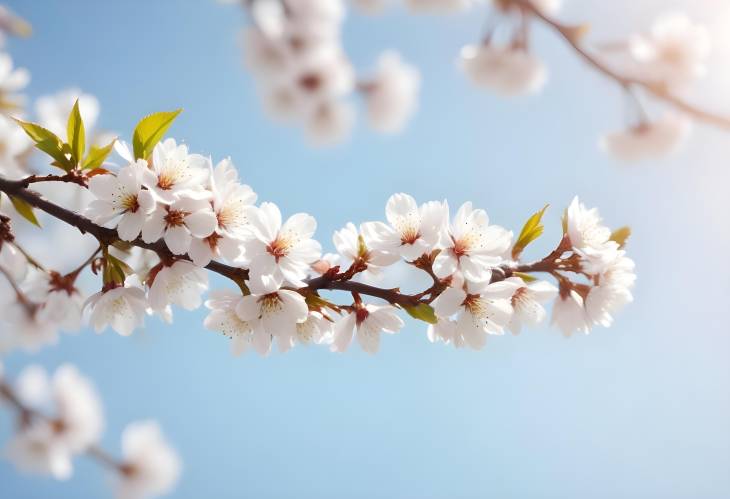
[3,301,59,352]
[114,421,181,499]
[148,260,208,313]
[243,202,321,293]
[5,423,73,480]
[585,252,636,328]
[551,290,591,337]
[431,279,518,349]
[294,311,333,346]
[85,285,147,336]
[204,289,258,356]
[189,158,256,267]
[142,197,217,256]
[86,161,156,241]
[234,288,309,354]
[460,44,547,96]
[140,139,210,203]
[405,0,472,14]
[599,113,690,162]
[331,304,404,354]
[27,272,85,332]
[363,193,447,261]
[433,201,512,283]
[332,222,399,279]
[506,277,558,334]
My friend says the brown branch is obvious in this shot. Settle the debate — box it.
[0,380,123,472]
[0,175,567,310]
[514,0,730,129]
[0,176,249,284]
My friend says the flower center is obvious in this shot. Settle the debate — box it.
[266,235,293,261]
[463,293,486,317]
[299,73,322,93]
[205,232,222,250]
[400,226,420,245]
[355,307,369,325]
[259,293,283,316]
[121,194,140,213]
[164,209,187,228]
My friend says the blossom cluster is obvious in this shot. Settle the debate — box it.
[1,113,636,355]
[224,0,421,144]
[0,363,180,499]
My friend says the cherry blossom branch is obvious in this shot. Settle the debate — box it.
[0,380,123,472]
[513,0,730,129]
[0,175,250,285]
[0,174,550,311]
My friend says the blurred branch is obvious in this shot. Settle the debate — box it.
[514,0,730,129]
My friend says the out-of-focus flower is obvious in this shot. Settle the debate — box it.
[599,113,690,162]
[629,13,710,86]
[362,51,421,133]
[460,44,547,96]
[114,421,181,499]
[0,52,29,112]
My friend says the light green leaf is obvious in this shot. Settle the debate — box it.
[512,205,548,259]
[610,226,631,249]
[12,118,72,170]
[82,138,116,170]
[512,271,537,283]
[66,99,85,165]
[404,302,438,325]
[132,109,182,160]
[9,195,40,227]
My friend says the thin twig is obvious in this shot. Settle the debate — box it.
[514,0,730,129]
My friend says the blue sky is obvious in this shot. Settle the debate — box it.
[1,0,729,498]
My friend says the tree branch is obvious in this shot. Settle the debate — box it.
[514,0,730,129]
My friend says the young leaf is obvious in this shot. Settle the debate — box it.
[610,226,631,249]
[9,195,40,227]
[512,205,548,260]
[82,138,117,170]
[12,118,71,170]
[67,99,85,165]
[404,303,438,325]
[132,109,182,160]
[512,271,537,283]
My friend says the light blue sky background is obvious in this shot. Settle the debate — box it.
[1,0,729,498]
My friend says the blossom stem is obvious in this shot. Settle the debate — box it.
[512,0,730,129]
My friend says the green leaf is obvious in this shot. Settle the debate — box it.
[512,205,548,260]
[9,195,40,227]
[132,109,182,160]
[12,118,72,170]
[610,226,631,249]
[82,138,117,170]
[67,99,85,165]
[404,303,438,325]
[513,271,538,282]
